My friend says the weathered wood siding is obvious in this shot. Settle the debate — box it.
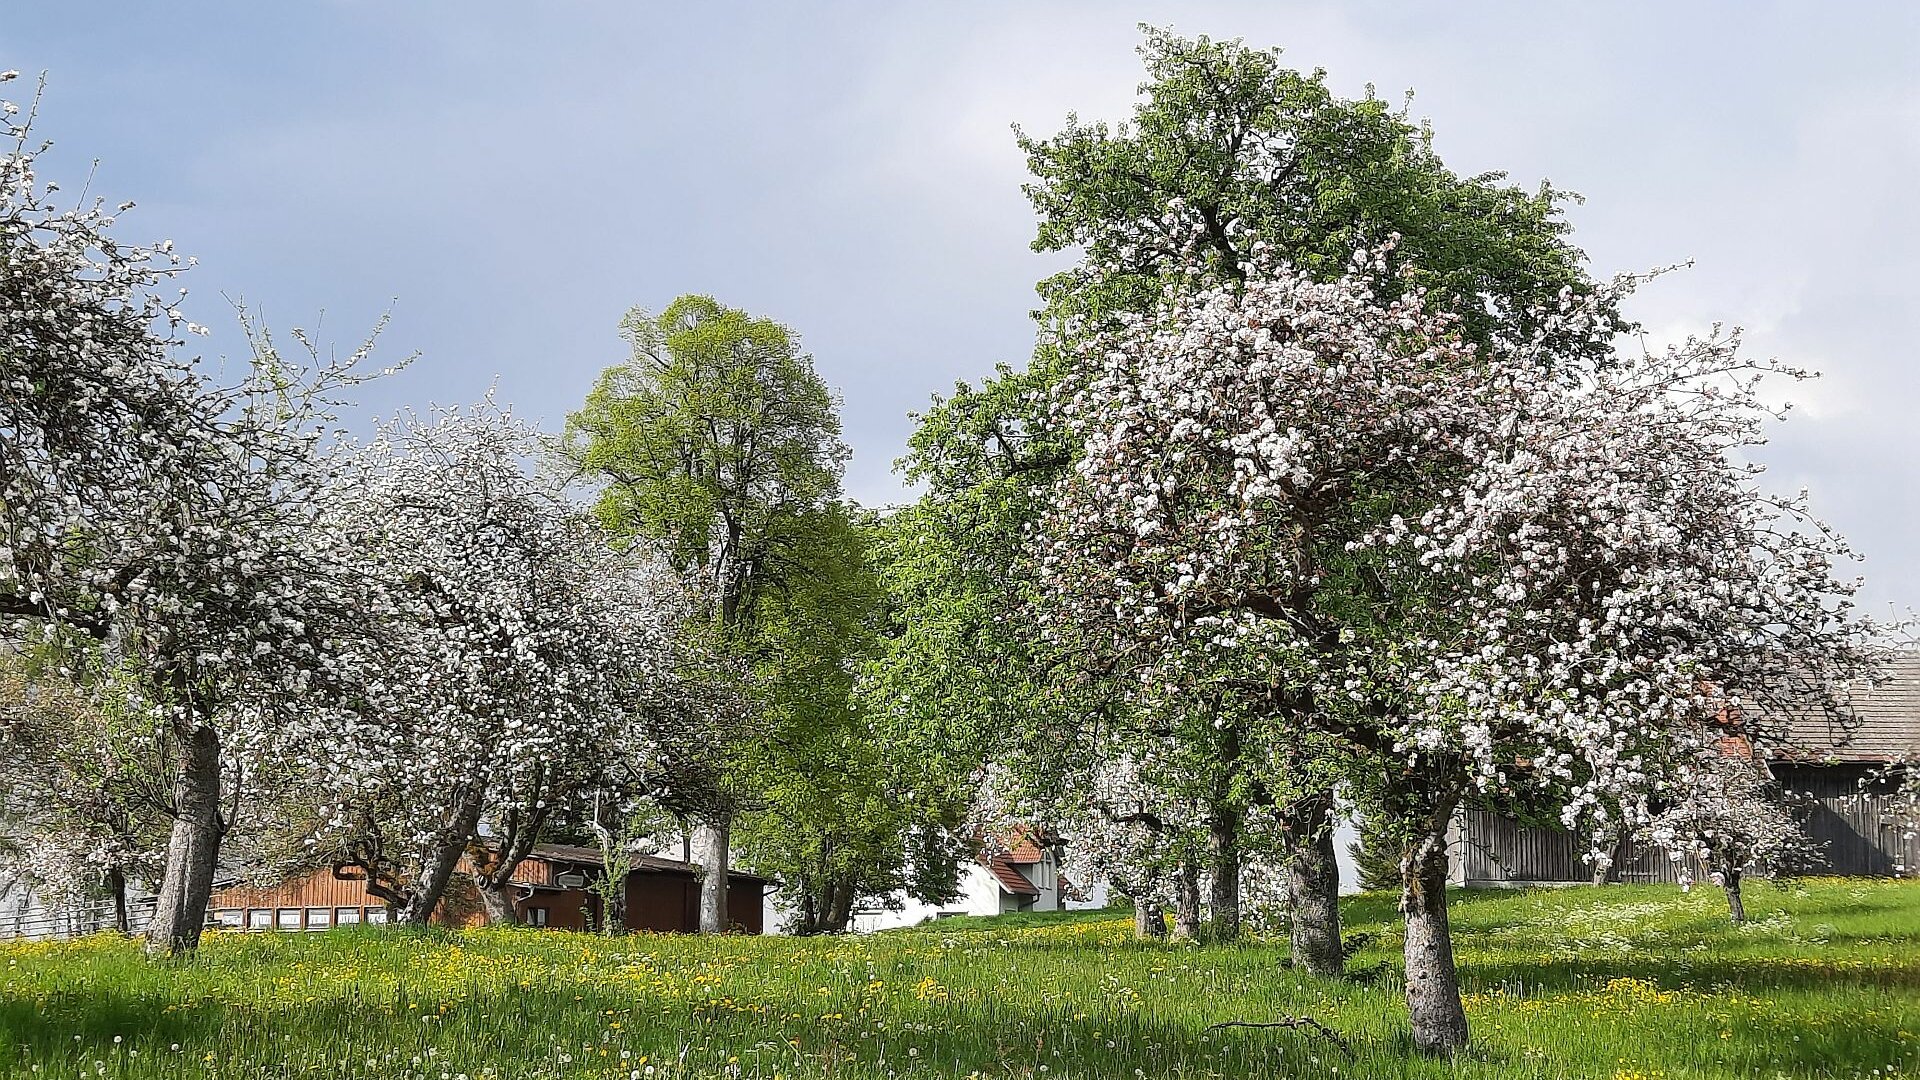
[1456,764,1917,885]
[1455,811,1695,886]
[1773,764,1918,876]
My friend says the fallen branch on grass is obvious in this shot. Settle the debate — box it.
[1205,1016,1354,1058]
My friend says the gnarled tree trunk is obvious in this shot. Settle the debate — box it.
[145,723,224,954]
[398,789,485,926]
[1400,797,1468,1056]
[1721,864,1746,924]
[1171,858,1202,941]
[1208,807,1241,942]
[1134,897,1168,939]
[1589,828,1630,885]
[695,816,731,933]
[474,878,518,925]
[1286,792,1344,976]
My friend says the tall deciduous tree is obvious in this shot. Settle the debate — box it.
[729,504,957,935]
[885,27,1607,961]
[565,295,850,932]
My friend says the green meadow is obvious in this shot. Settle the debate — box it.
[3,879,1916,1079]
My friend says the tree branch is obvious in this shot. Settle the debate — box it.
[1206,1017,1354,1058]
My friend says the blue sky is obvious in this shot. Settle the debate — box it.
[8,2,1918,610]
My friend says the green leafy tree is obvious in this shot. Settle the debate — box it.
[567,297,894,933]
[881,26,1608,962]
[729,504,957,934]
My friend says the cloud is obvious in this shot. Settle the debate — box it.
[9,0,1917,605]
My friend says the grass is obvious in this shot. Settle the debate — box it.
[2,879,1917,1079]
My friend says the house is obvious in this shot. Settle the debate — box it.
[207,844,771,933]
[963,826,1078,915]
[1452,657,1920,886]
[847,827,1091,932]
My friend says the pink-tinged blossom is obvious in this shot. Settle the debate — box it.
[1035,236,1883,848]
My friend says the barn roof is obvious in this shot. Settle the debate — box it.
[522,844,771,882]
[1774,653,1920,763]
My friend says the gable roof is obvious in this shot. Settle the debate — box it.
[981,854,1040,897]
[998,825,1057,864]
[1775,653,1920,763]
[520,844,771,882]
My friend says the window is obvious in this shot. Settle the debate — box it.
[276,909,301,930]
[246,909,272,930]
[213,909,244,928]
[364,908,388,925]
[526,906,549,927]
[305,907,332,929]
[335,907,362,925]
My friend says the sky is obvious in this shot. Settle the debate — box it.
[7,2,1918,611]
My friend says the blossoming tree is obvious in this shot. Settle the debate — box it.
[1,74,387,951]
[1648,746,1820,923]
[884,28,1611,959]
[0,659,166,931]
[299,406,702,926]
[1033,237,1879,1052]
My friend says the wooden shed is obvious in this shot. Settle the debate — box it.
[1452,658,1920,886]
[209,843,769,934]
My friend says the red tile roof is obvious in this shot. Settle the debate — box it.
[982,854,1039,896]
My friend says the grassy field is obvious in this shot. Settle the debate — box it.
[2,879,1916,1079]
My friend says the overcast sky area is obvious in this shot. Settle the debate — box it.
[8,3,1918,611]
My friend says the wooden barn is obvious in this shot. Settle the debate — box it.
[1452,657,1920,886]
[208,844,769,934]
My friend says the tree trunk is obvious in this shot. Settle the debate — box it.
[793,878,821,936]
[474,877,518,925]
[145,723,224,954]
[824,874,856,933]
[1133,897,1167,939]
[694,816,731,933]
[107,866,130,935]
[602,879,627,933]
[1287,801,1344,976]
[1400,798,1468,1056]
[1590,829,1630,885]
[398,790,484,926]
[1208,808,1241,942]
[1722,866,1746,925]
[806,880,834,935]
[1171,858,1201,941]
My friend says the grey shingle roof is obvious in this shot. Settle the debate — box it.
[1777,653,1920,762]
